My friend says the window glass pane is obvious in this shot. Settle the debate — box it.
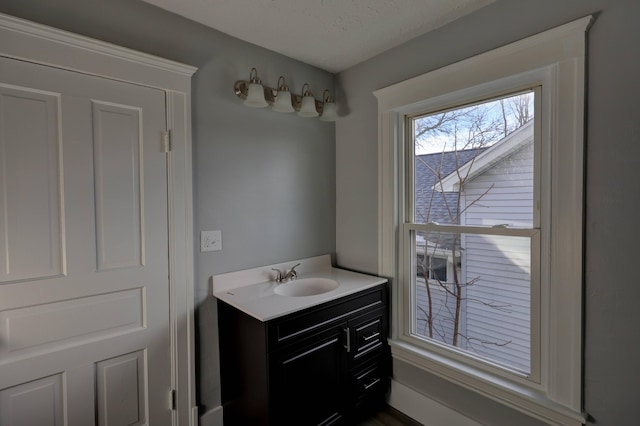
[414,92,534,227]
[413,230,531,374]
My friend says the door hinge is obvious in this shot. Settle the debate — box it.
[170,389,176,411]
[162,130,172,153]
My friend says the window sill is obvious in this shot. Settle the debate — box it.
[389,339,586,426]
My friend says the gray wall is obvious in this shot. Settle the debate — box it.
[336,0,640,424]
[0,0,335,419]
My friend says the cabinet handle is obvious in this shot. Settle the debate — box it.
[363,332,380,342]
[363,378,380,390]
[344,328,351,353]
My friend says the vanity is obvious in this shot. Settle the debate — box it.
[213,255,390,425]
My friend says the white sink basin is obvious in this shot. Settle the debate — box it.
[274,278,339,297]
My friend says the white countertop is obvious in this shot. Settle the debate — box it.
[212,255,387,322]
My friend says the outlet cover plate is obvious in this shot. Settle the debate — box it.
[201,230,222,252]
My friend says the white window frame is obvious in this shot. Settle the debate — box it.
[423,254,450,282]
[375,16,591,426]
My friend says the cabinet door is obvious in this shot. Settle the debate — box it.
[271,325,348,425]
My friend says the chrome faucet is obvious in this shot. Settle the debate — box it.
[272,263,300,283]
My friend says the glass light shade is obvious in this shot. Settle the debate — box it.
[272,90,294,113]
[244,82,268,108]
[297,95,319,117]
[319,101,337,122]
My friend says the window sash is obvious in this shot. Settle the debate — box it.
[400,222,541,382]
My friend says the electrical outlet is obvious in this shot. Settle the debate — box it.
[201,230,222,252]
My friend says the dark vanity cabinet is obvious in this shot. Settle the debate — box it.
[218,283,390,425]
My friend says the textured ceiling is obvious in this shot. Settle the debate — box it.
[140,0,494,73]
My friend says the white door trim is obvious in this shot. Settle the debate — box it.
[0,13,195,92]
[0,12,198,426]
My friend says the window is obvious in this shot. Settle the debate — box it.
[410,92,537,377]
[375,16,591,426]
[416,253,449,282]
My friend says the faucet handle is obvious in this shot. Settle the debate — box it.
[271,268,284,282]
[288,263,300,279]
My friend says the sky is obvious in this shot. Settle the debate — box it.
[414,91,534,155]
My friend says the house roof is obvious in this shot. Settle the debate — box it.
[415,148,486,224]
[438,120,534,192]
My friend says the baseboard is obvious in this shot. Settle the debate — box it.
[388,380,481,426]
[199,405,223,426]
[199,383,476,426]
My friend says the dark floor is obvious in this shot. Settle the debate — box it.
[358,405,423,426]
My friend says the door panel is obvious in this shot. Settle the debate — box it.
[96,351,147,426]
[0,85,63,283]
[0,288,144,356]
[0,374,64,426]
[92,101,145,271]
[0,57,171,425]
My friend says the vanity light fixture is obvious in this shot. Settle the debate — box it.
[234,68,337,121]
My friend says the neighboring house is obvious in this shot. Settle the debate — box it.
[415,147,486,225]
[415,121,534,373]
[414,147,486,344]
[414,147,486,281]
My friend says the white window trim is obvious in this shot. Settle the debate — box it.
[375,16,591,426]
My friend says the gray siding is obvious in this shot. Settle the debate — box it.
[462,142,533,373]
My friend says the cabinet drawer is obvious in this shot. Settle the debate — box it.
[353,315,383,357]
[353,361,387,401]
[349,308,385,361]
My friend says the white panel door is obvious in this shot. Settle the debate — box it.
[0,56,171,425]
